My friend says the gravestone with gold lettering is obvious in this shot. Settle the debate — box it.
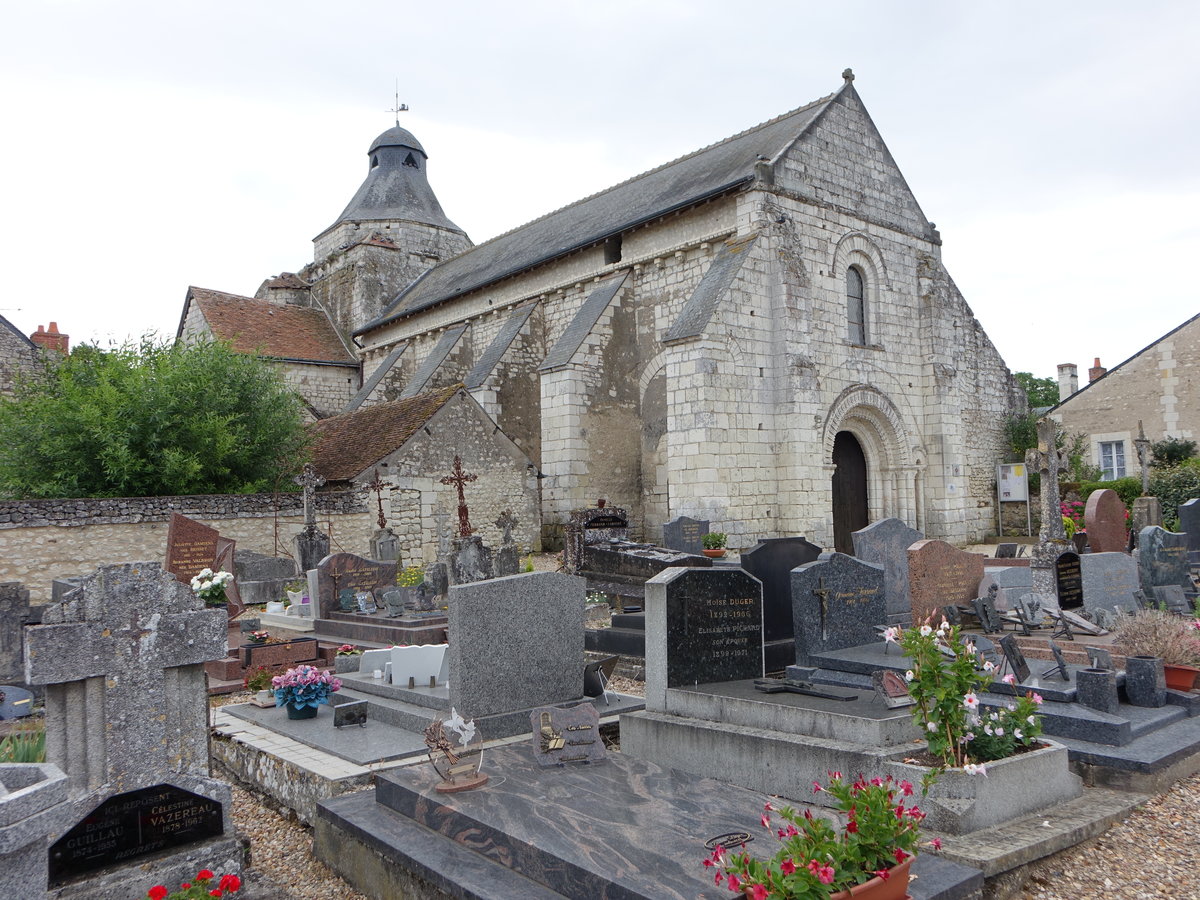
[906,540,985,625]
[790,552,885,665]
[23,562,241,895]
[164,512,243,618]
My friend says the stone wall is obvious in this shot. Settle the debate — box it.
[0,491,371,603]
[279,360,359,420]
[0,325,43,396]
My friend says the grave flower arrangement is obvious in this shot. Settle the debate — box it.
[272,664,342,710]
[190,568,234,606]
[247,630,270,644]
[704,773,937,898]
[397,565,425,587]
[885,620,1044,771]
[1114,609,1200,667]
[335,643,362,656]
[146,869,240,899]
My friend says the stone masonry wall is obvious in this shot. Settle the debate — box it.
[0,492,371,603]
[280,360,359,419]
[0,327,42,396]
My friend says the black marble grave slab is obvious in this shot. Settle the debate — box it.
[1138,526,1191,592]
[662,568,763,687]
[1054,551,1083,609]
[740,536,821,649]
[790,552,885,665]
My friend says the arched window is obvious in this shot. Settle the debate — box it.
[847,266,867,345]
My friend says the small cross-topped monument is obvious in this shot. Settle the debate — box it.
[494,509,520,576]
[1130,420,1163,538]
[495,509,518,545]
[440,455,477,537]
[364,467,400,562]
[1025,418,1071,605]
[293,463,330,573]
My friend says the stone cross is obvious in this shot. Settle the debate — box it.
[494,509,518,545]
[440,455,477,537]
[363,467,388,530]
[813,576,831,641]
[1025,418,1067,543]
[294,463,326,528]
[1134,420,1152,495]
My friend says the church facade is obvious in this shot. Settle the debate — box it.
[184,71,1022,550]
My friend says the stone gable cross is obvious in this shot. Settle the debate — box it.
[1134,420,1153,495]
[494,509,518,545]
[440,455,477,537]
[294,463,326,528]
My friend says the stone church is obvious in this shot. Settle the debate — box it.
[179,70,1022,551]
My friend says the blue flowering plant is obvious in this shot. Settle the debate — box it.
[272,665,342,710]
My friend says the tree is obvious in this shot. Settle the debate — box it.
[1013,372,1059,408]
[0,338,310,498]
[1150,436,1197,469]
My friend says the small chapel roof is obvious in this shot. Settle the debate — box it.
[356,83,847,335]
[308,383,463,481]
[185,287,356,364]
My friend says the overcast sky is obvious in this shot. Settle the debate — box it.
[3,1,1196,378]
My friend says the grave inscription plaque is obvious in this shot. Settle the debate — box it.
[907,540,984,625]
[662,516,709,556]
[1054,551,1084,610]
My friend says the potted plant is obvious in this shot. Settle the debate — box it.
[272,665,342,719]
[334,643,363,673]
[245,667,275,707]
[1114,609,1200,691]
[190,568,234,607]
[146,869,240,899]
[702,532,728,558]
[705,773,938,899]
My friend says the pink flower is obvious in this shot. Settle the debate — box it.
[781,859,796,875]
[807,860,820,874]
[1002,673,1017,685]
[817,865,835,885]
[931,838,943,850]
[750,885,768,900]
[727,874,741,892]
[963,692,980,710]
[1031,692,1044,706]
[761,813,770,829]
[812,781,822,793]
[785,824,799,837]
[900,780,914,796]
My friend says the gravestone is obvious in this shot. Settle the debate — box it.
[1130,497,1163,543]
[293,463,331,574]
[1081,552,1142,618]
[662,515,709,555]
[233,549,296,606]
[1026,418,1073,602]
[370,528,400,563]
[1137,526,1191,593]
[739,536,821,664]
[1086,646,1115,671]
[448,534,494,585]
[907,540,984,625]
[643,567,763,711]
[851,517,923,624]
[790,552,885,665]
[24,562,240,894]
[998,634,1031,684]
[972,589,1002,633]
[1151,584,1191,615]
[494,510,521,577]
[995,543,1018,559]
[1179,498,1200,563]
[164,513,221,584]
[447,572,584,718]
[563,504,630,573]
[1054,551,1084,610]
[1085,489,1128,553]
[0,582,31,686]
[979,567,1033,611]
[313,552,398,618]
[391,644,449,687]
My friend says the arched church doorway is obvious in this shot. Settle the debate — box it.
[832,431,869,553]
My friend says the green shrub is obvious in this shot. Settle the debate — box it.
[1149,465,1200,531]
[1150,437,1197,469]
[0,721,46,763]
[1079,477,1142,509]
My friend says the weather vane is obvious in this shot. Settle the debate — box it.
[387,79,409,125]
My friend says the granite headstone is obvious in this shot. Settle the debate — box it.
[739,536,821,652]
[448,534,494,585]
[1137,526,1191,592]
[1054,551,1084,610]
[907,540,985,625]
[313,552,398,618]
[662,516,709,556]
[790,552,886,665]
[1151,584,1191,615]
[164,513,221,584]
[1085,489,1128,553]
[978,567,1033,611]
[851,517,923,624]
[0,582,30,686]
[1080,552,1141,618]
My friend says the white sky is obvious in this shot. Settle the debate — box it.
[2,0,1197,377]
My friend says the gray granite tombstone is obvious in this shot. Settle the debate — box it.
[1138,526,1191,592]
[978,567,1033,611]
[1080,552,1141,618]
[495,545,521,577]
[449,534,494,585]
[1124,656,1167,707]
[1151,584,1191,614]
[662,516,709,555]
[370,528,400,562]
[447,572,584,718]
[1179,498,1200,562]
[383,589,405,618]
[739,536,821,664]
[1054,551,1084,610]
[790,552,886,665]
[0,583,30,686]
[851,518,923,624]
[644,567,763,711]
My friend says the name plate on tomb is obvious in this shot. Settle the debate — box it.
[664,569,763,687]
[49,785,223,885]
[530,704,605,767]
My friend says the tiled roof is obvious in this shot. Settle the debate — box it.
[262,273,309,289]
[188,287,355,364]
[308,383,463,482]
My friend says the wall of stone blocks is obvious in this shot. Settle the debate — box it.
[0,329,42,396]
[0,492,371,603]
[280,361,359,419]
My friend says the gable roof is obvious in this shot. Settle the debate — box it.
[184,287,356,364]
[355,85,847,336]
[308,383,463,481]
[0,313,38,351]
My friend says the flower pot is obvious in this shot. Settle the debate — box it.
[250,690,275,708]
[702,548,726,558]
[265,601,285,614]
[286,702,318,720]
[1163,663,1200,692]
[832,853,913,900]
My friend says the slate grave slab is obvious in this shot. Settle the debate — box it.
[1081,552,1141,618]
[644,568,763,711]
[999,634,1030,683]
[1086,647,1115,671]
[662,516,709,555]
[1085,489,1128,553]
[739,536,821,648]
[790,552,885,665]
[995,543,1018,559]
[979,567,1033,611]
[1151,584,1191,615]
[1054,551,1084,610]
[1179,499,1200,557]
[314,552,397,618]
[447,572,584,718]
[0,684,33,718]
[1138,527,1191,592]
[531,704,605,766]
[851,518,923,623]
[907,540,984,625]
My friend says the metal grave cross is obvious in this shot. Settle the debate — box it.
[440,455,478,537]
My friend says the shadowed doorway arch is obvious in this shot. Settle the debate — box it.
[832,431,869,553]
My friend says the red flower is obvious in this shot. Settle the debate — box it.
[874,868,891,881]
[846,819,858,833]
[148,887,168,900]
[727,874,741,892]
[210,892,223,899]
[760,812,771,829]
[750,886,768,900]
[817,865,835,885]
[931,838,943,850]
[219,875,241,892]
[780,859,796,875]
[181,885,191,891]
[894,848,907,864]
[197,870,215,880]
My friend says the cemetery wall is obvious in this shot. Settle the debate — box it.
[0,492,371,603]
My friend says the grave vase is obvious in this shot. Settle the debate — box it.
[286,702,319,720]
[1163,664,1200,692]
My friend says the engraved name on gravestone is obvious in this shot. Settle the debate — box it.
[530,703,605,767]
[790,553,885,665]
[852,518,923,624]
[1080,552,1141,617]
[907,540,984,625]
[313,552,397,618]
[164,513,221,583]
[1137,527,1191,593]
[662,516,709,556]
[1054,551,1084,610]
[1085,489,1129,554]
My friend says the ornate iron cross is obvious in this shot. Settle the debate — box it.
[363,467,388,529]
[440,455,477,537]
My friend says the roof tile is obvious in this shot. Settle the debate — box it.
[189,287,355,364]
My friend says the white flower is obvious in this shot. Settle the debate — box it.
[1014,729,1024,740]
[919,625,933,637]
[905,670,915,682]
[983,660,996,672]
[198,568,213,578]
[1027,715,1036,726]
[963,763,988,777]
[927,721,938,732]
[983,724,993,735]
[883,626,901,644]
[963,692,980,711]
[995,727,1005,736]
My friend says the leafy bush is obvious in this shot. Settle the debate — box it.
[1149,465,1200,531]
[1003,412,1039,460]
[702,532,727,549]
[1150,436,1197,469]
[1078,477,1142,509]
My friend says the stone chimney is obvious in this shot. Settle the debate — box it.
[1057,363,1078,402]
[1088,357,1107,383]
[30,322,69,354]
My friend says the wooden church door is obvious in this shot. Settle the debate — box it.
[832,431,869,553]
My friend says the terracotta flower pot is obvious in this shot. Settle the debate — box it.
[832,854,913,900]
[1163,664,1200,692]
[702,548,727,558]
